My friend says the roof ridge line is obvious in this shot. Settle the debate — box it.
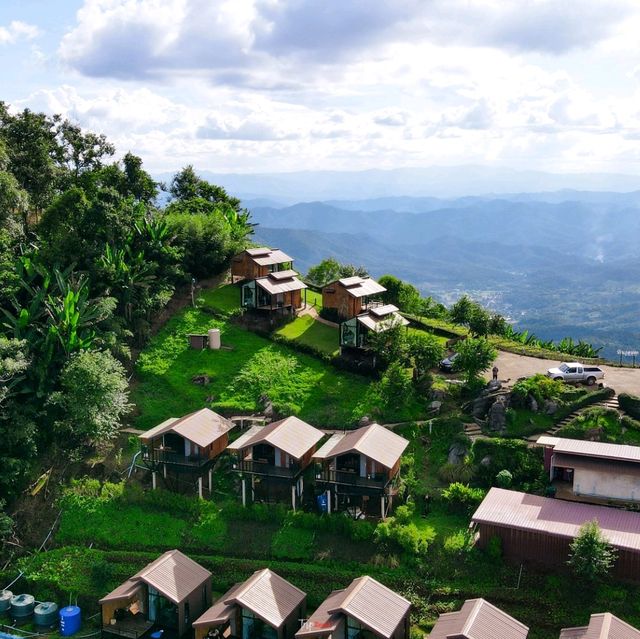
[460,598,484,637]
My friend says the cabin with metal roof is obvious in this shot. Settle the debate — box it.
[99,550,212,639]
[321,277,386,321]
[428,598,529,639]
[470,488,640,581]
[296,576,410,639]
[139,408,235,497]
[231,247,294,283]
[193,569,306,639]
[240,271,308,314]
[227,417,325,509]
[559,612,640,639]
[339,304,409,351]
[537,436,640,504]
[313,424,409,519]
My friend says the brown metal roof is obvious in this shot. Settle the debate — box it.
[256,273,307,295]
[357,310,409,333]
[471,488,640,553]
[540,437,640,465]
[246,248,272,257]
[223,569,306,629]
[325,576,410,639]
[560,613,640,639]
[250,248,294,266]
[100,550,211,606]
[139,408,234,448]
[232,417,324,460]
[428,598,529,639]
[313,424,408,470]
[335,277,386,298]
[295,588,346,638]
[192,583,244,628]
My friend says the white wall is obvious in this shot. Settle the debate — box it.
[574,468,640,502]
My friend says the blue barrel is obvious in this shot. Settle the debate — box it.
[0,590,12,614]
[10,594,34,625]
[59,605,82,636]
[34,602,59,628]
[317,493,328,513]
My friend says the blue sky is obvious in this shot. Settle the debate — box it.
[2,0,640,174]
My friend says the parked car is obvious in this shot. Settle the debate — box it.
[440,352,459,372]
[546,362,604,385]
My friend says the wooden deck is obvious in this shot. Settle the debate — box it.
[103,616,154,639]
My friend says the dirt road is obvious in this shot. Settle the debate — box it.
[487,351,640,396]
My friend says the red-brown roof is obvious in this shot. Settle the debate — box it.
[99,550,211,605]
[471,488,640,553]
[429,598,529,639]
[538,437,640,465]
[559,612,640,639]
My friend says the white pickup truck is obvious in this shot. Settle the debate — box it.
[546,362,605,385]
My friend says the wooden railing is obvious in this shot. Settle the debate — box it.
[315,469,387,489]
[145,449,211,468]
[234,459,301,478]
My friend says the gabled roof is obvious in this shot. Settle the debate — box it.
[295,588,346,638]
[356,306,409,333]
[223,569,305,629]
[559,613,640,639]
[326,576,410,639]
[99,550,211,605]
[245,247,293,266]
[192,583,244,627]
[313,423,408,470]
[227,417,323,460]
[471,488,640,553]
[332,277,386,298]
[429,598,529,639]
[256,272,307,295]
[537,436,640,465]
[139,408,234,448]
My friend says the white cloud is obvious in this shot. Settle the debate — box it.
[0,20,40,45]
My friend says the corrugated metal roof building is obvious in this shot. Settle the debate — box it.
[428,598,529,639]
[296,576,410,639]
[471,488,640,581]
[193,569,306,639]
[559,612,640,639]
[231,247,294,282]
[322,277,387,321]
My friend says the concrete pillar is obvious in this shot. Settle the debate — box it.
[163,464,167,479]
[326,489,331,515]
[380,495,385,520]
[152,471,157,490]
[291,485,296,511]
[242,479,247,507]
[198,477,203,499]
[208,468,213,492]
[251,476,255,501]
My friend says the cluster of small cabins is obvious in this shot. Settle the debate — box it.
[99,550,640,639]
[229,246,408,352]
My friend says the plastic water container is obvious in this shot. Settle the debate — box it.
[0,591,12,614]
[10,594,34,624]
[34,602,59,629]
[59,605,82,636]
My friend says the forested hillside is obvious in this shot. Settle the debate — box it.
[0,103,253,519]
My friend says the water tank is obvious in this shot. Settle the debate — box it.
[0,590,12,614]
[208,328,221,349]
[10,594,34,624]
[59,605,82,636]
[34,602,59,628]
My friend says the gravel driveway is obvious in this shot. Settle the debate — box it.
[486,351,640,396]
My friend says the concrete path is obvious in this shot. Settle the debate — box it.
[298,304,339,328]
[487,351,640,396]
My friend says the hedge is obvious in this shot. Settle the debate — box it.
[554,386,614,421]
[618,393,640,420]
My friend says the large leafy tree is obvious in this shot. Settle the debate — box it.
[453,337,497,385]
[408,332,444,377]
[568,520,617,582]
[306,257,368,287]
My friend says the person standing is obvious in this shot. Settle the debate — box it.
[492,365,499,381]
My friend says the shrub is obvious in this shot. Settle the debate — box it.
[486,535,502,560]
[472,438,544,489]
[437,462,474,485]
[568,520,617,582]
[495,469,513,488]
[441,482,485,515]
[618,393,640,420]
[511,374,563,407]
[443,529,474,555]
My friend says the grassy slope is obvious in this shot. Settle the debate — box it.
[275,315,339,356]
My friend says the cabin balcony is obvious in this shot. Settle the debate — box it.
[233,459,301,478]
[144,448,212,468]
[315,468,387,489]
[102,616,155,639]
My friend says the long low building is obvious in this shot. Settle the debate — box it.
[470,487,640,581]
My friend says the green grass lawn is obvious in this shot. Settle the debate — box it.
[276,315,339,356]
[132,299,427,429]
[201,283,241,312]
[305,289,323,310]
[504,409,554,438]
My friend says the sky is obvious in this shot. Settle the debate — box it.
[2,0,640,175]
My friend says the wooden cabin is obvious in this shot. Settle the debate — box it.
[227,416,324,509]
[538,436,640,503]
[429,598,529,639]
[231,248,294,283]
[313,423,409,519]
[471,488,640,582]
[340,304,409,350]
[296,576,410,639]
[99,550,212,639]
[193,569,305,639]
[241,271,307,314]
[139,408,234,496]
[560,613,640,639]
[321,277,386,321]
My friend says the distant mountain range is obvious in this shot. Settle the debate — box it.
[246,191,640,359]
